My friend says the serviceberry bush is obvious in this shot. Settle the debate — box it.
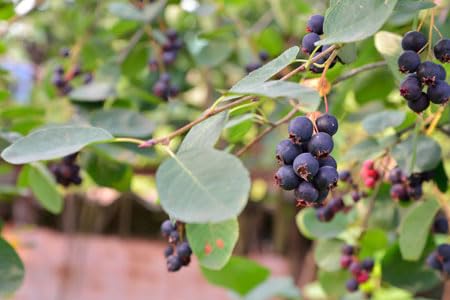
[0,1,449,299]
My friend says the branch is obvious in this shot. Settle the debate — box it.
[235,107,299,157]
[332,61,387,85]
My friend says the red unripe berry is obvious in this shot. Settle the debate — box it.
[363,160,374,170]
[364,177,376,188]
[340,255,353,269]
[357,271,370,283]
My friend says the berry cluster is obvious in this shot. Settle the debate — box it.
[245,51,270,73]
[360,160,380,189]
[315,171,367,222]
[388,167,433,202]
[160,219,192,272]
[398,32,450,113]
[427,244,450,275]
[433,214,449,234]
[49,153,82,187]
[340,245,375,293]
[152,73,179,101]
[301,15,338,73]
[52,48,93,95]
[275,114,339,206]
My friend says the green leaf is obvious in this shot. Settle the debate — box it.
[201,256,270,296]
[392,135,441,174]
[229,47,299,94]
[69,82,115,102]
[156,148,250,223]
[178,112,227,152]
[229,81,321,112]
[225,114,254,143]
[90,109,154,138]
[359,228,389,259]
[243,277,301,300]
[317,0,398,46]
[318,270,349,299]
[186,33,233,67]
[344,138,385,161]
[27,163,63,214]
[1,126,113,164]
[362,110,406,134]
[374,31,403,82]
[186,219,238,270]
[109,2,143,20]
[296,208,347,239]
[432,160,448,193]
[122,44,149,76]
[0,238,24,296]
[337,43,357,64]
[83,151,132,192]
[315,239,344,272]
[381,241,440,293]
[399,199,440,261]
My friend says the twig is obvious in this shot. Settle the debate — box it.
[235,107,299,157]
[333,61,387,85]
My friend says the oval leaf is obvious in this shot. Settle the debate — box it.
[244,277,301,300]
[186,219,238,270]
[27,163,63,214]
[362,110,406,135]
[69,82,115,102]
[1,126,113,164]
[90,109,154,138]
[315,239,344,272]
[296,208,347,239]
[317,0,398,46]
[374,31,403,81]
[399,199,440,261]
[156,148,250,223]
[0,238,24,296]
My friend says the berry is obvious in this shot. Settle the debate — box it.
[163,51,177,65]
[443,261,450,274]
[295,181,319,203]
[398,50,421,73]
[316,206,334,222]
[310,53,326,73]
[160,221,174,237]
[427,80,450,104]
[245,62,262,73]
[356,271,370,284]
[433,216,449,234]
[407,92,430,113]
[407,184,423,200]
[416,61,446,86]
[166,29,178,41]
[307,132,334,157]
[361,258,374,272]
[317,188,329,202]
[176,242,192,258]
[153,81,168,98]
[388,167,405,184]
[259,51,269,62]
[164,246,174,258]
[427,252,442,270]
[351,191,361,202]
[349,261,362,276]
[167,255,182,272]
[83,73,93,84]
[288,116,313,144]
[275,165,302,190]
[390,184,409,201]
[293,153,319,181]
[301,33,321,54]
[401,31,427,52]
[437,244,450,259]
[276,140,303,165]
[60,47,70,57]
[400,75,422,101]
[169,230,180,244]
[181,255,191,266]
[346,278,359,292]
[339,170,351,182]
[314,166,339,190]
[306,15,324,35]
[342,245,355,256]
[328,197,344,212]
[54,65,64,75]
[318,155,337,168]
[340,255,352,269]
[316,114,338,136]
[434,39,450,63]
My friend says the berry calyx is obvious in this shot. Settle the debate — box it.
[398,50,421,73]
[293,153,319,181]
[307,132,334,157]
[400,75,423,101]
[276,139,303,165]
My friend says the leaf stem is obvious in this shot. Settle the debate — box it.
[113,137,147,145]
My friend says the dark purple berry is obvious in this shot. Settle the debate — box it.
[176,242,192,258]
[293,153,319,181]
[317,188,329,202]
[443,261,450,274]
[314,166,339,190]
[310,52,326,74]
[427,80,450,104]
[346,278,359,292]
[54,65,64,75]
[153,81,168,98]
[361,258,374,272]
[339,170,351,182]
[434,39,450,63]
[433,216,449,234]
[407,92,430,113]
[276,139,303,165]
[351,190,361,202]
[52,74,66,88]
[316,206,334,222]
[169,85,179,97]
[398,50,421,73]
[83,73,93,84]
[295,181,319,203]
[400,75,423,101]
[167,255,182,272]
[275,165,302,190]
[259,51,269,62]
[306,15,324,35]
[163,51,177,65]
[349,261,362,276]
[166,29,178,41]
[161,220,175,237]
[60,47,70,57]
[316,114,338,136]
[328,197,344,212]
[417,61,446,86]
[388,167,405,184]
[164,246,174,258]
[301,33,321,55]
[181,255,191,266]
[401,31,427,52]
[342,245,355,256]
[318,155,337,168]
[437,244,450,259]
[245,62,262,73]
[169,230,180,244]
[407,184,423,200]
[308,132,334,157]
[390,184,409,201]
[288,116,314,144]
[427,251,442,270]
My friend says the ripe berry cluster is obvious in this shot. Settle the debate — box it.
[160,219,192,272]
[360,160,380,189]
[398,32,450,113]
[340,245,375,293]
[52,48,93,95]
[152,73,179,101]
[388,167,433,202]
[275,114,339,206]
[49,153,82,187]
[433,214,449,234]
[301,15,338,73]
[315,171,367,222]
[427,244,450,275]
[245,51,270,73]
